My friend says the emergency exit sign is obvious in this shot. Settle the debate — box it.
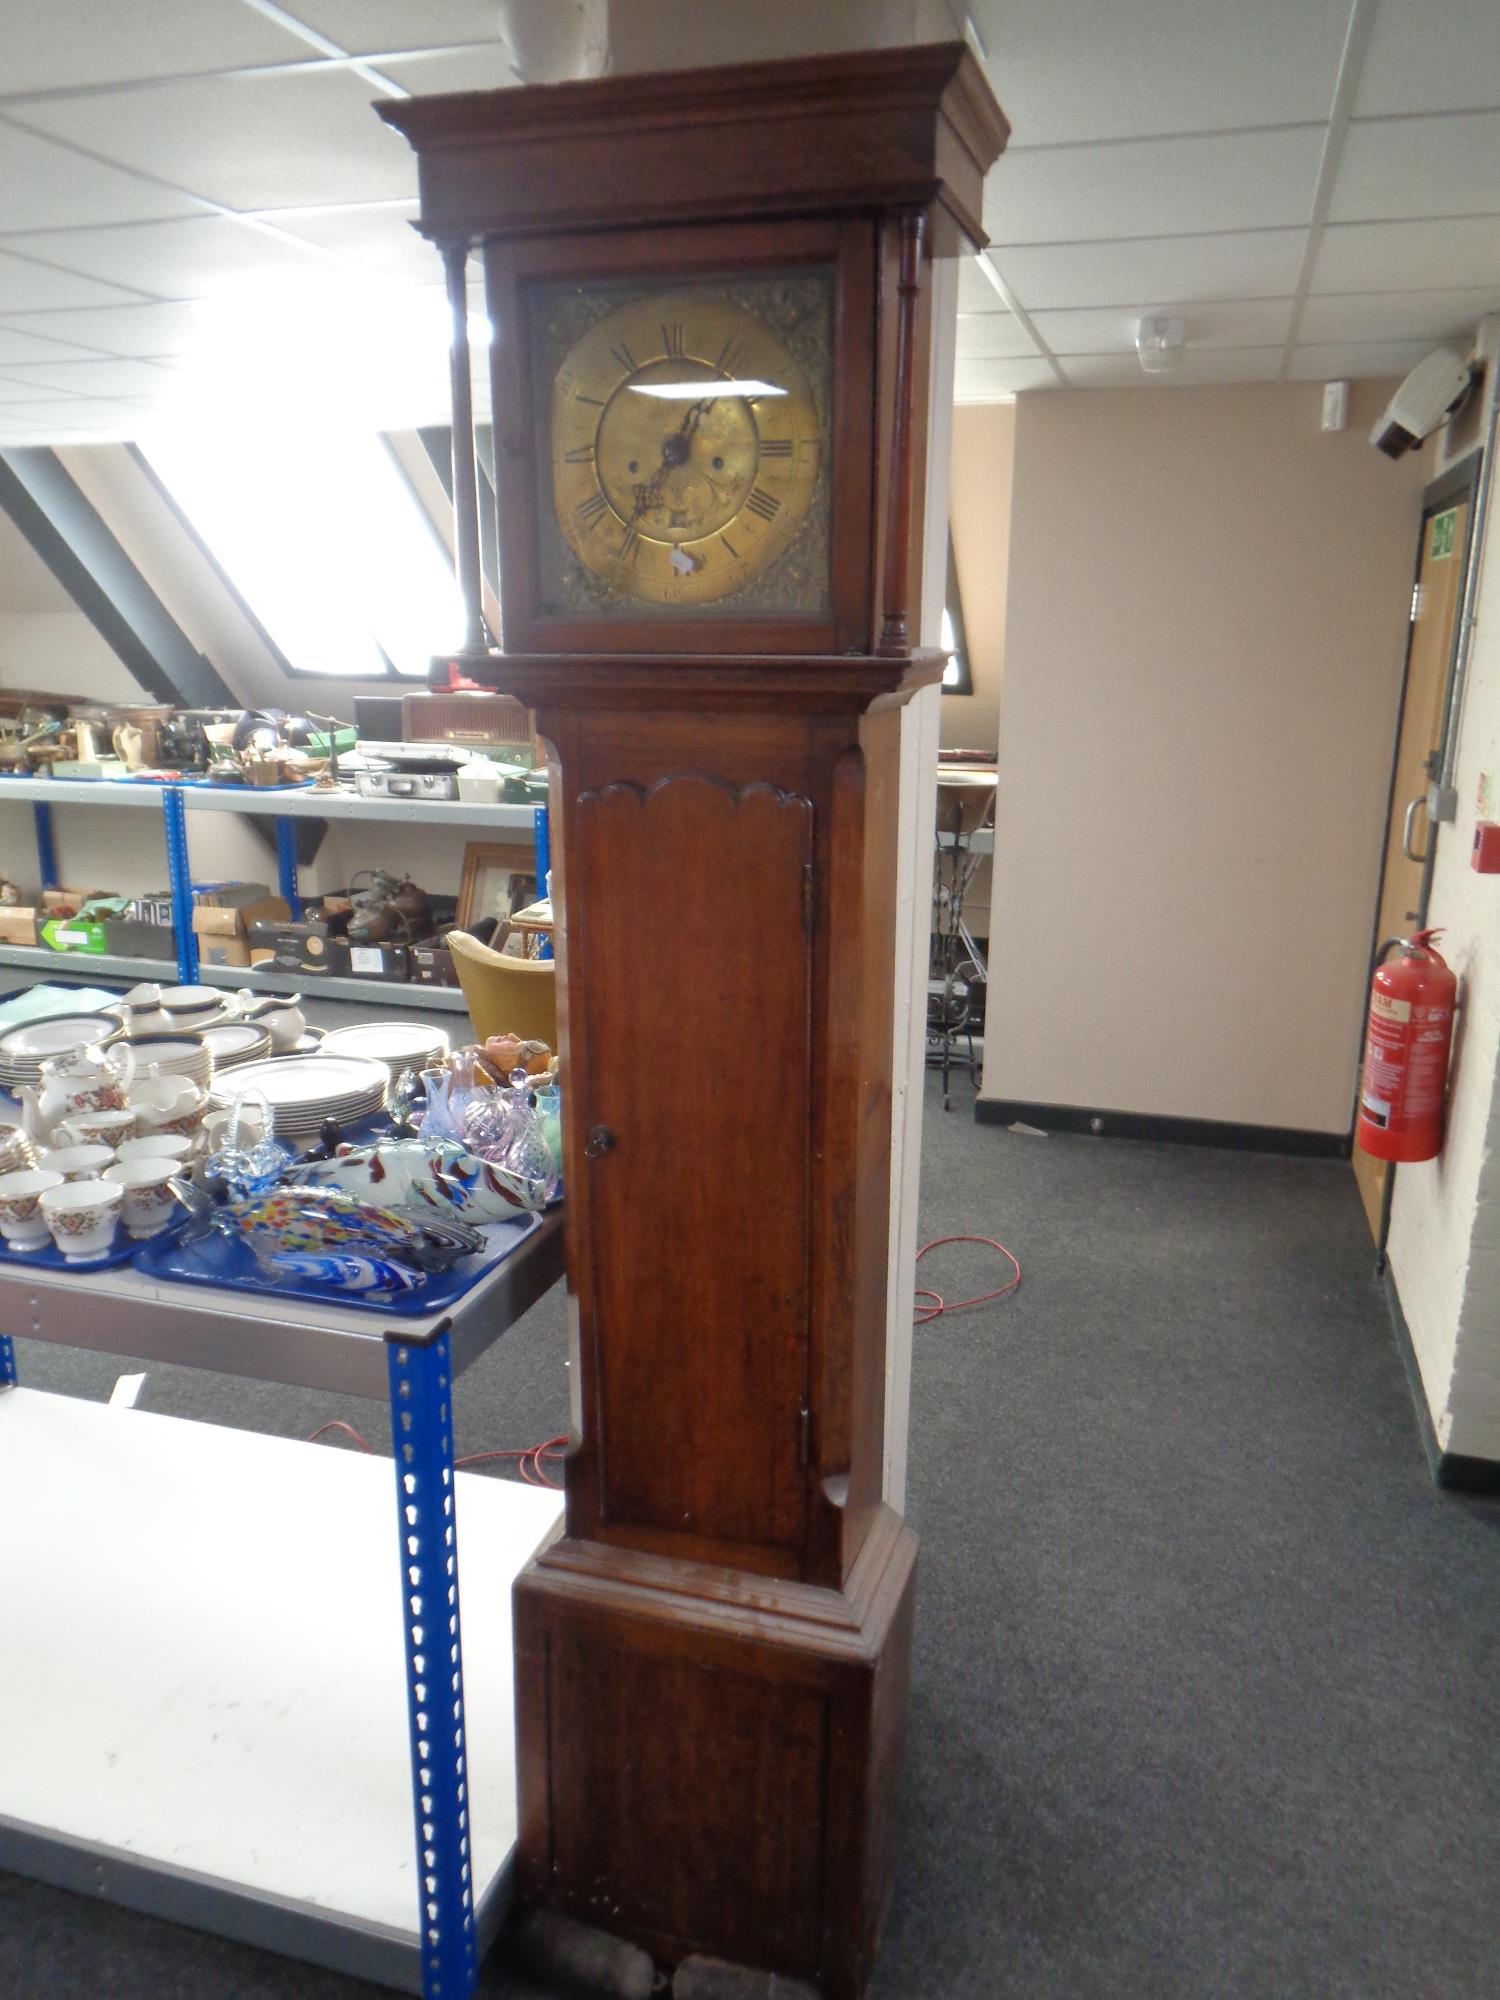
[1431,509,1458,559]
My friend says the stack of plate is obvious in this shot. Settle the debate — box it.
[320,1021,450,1087]
[120,1032,214,1090]
[200,1020,273,1072]
[210,1054,389,1142]
[0,1012,123,1095]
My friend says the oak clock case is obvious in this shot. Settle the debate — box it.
[379,38,1007,2000]
[485,219,875,655]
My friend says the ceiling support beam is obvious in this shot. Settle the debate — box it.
[0,448,234,708]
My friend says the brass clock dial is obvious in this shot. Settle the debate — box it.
[548,287,823,611]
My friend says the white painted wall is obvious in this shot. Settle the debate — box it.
[1387,321,1500,1458]
[0,796,277,908]
[983,379,1430,1133]
[0,612,144,702]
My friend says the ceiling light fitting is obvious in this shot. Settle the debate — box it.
[1136,316,1185,375]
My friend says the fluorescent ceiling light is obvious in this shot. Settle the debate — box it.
[629,379,787,399]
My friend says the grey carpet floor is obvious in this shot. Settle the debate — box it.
[3,1064,1499,1999]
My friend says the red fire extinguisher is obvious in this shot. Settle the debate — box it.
[1355,928,1457,1163]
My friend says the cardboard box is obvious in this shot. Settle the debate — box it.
[193,881,274,910]
[40,917,108,954]
[102,917,177,962]
[192,895,291,968]
[409,943,461,988]
[0,907,39,948]
[40,886,103,921]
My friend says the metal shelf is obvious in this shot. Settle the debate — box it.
[183,787,539,830]
[0,944,173,982]
[0,777,165,809]
[0,776,538,832]
[0,1210,563,1396]
[193,960,472,1013]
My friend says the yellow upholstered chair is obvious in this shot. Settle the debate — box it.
[446,929,557,1047]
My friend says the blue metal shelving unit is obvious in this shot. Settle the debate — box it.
[275,815,303,921]
[532,804,552,961]
[31,802,58,892]
[160,785,199,985]
[388,1327,479,1997]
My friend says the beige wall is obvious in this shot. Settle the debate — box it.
[983,379,1429,1132]
[945,401,1014,754]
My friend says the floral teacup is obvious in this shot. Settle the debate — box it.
[0,1168,65,1250]
[38,1144,117,1183]
[56,1107,139,1150]
[40,1177,123,1261]
[104,1159,181,1239]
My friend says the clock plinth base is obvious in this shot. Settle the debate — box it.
[512,1505,917,2000]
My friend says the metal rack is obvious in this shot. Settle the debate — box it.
[928,779,996,1109]
[0,1212,566,1998]
[0,776,541,1005]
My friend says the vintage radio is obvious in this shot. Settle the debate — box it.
[401,688,534,762]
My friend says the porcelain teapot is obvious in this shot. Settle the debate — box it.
[115,982,177,1037]
[17,1041,135,1145]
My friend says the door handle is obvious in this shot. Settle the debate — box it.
[584,1124,616,1159]
[1402,794,1430,864]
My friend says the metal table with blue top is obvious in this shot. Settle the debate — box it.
[0,1202,565,1997]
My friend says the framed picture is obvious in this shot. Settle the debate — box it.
[455,841,537,935]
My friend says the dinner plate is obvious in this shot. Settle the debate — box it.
[119,1033,214,1087]
[320,1021,449,1079]
[210,1055,389,1136]
[200,1021,272,1068]
[0,1012,122,1065]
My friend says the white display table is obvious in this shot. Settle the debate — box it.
[0,1212,566,1998]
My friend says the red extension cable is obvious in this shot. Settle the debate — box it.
[306,1239,1018,1478]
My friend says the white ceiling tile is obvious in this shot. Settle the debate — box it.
[1312,216,1500,294]
[995,230,1307,311]
[365,45,523,94]
[1058,347,1285,387]
[967,0,1350,142]
[0,301,203,357]
[0,249,148,312]
[254,201,442,284]
[0,377,86,404]
[0,1,308,97]
[956,311,1038,359]
[0,216,353,300]
[1031,298,1296,355]
[6,399,153,440]
[281,4,512,57]
[0,119,207,233]
[0,324,116,363]
[9,67,418,212]
[953,357,1059,399]
[0,357,182,398]
[1298,286,1500,344]
[1330,112,1500,223]
[986,127,1322,245]
[1286,339,1437,380]
[958,255,1007,312]
[1356,0,1500,117]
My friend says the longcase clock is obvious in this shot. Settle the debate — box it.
[382,44,1007,1998]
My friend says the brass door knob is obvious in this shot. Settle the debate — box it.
[584,1125,616,1158]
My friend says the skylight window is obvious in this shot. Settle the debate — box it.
[142,426,465,679]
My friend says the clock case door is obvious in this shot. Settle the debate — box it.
[484,215,876,657]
